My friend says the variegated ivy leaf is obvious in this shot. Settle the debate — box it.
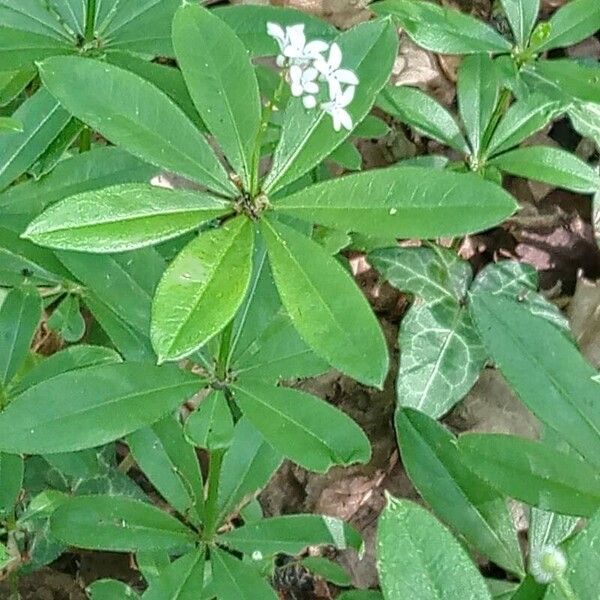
[397,298,487,418]
[470,260,570,333]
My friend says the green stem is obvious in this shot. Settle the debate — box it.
[479,87,512,160]
[249,75,286,197]
[202,449,225,541]
[555,574,579,600]
[79,127,92,153]
[84,0,96,43]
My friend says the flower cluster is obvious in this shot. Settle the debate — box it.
[266,22,359,131]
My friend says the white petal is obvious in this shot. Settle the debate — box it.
[284,46,303,58]
[290,82,304,97]
[327,78,343,101]
[267,22,285,43]
[303,95,317,109]
[302,67,319,82]
[339,85,356,107]
[329,43,343,70]
[305,40,329,57]
[320,100,335,114]
[304,81,320,95]
[332,112,342,132]
[276,54,286,67]
[287,24,306,50]
[337,108,353,131]
[313,57,329,75]
[335,68,359,86]
[289,64,303,84]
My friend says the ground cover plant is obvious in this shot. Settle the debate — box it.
[0,0,599,598]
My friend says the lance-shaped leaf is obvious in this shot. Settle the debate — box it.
[470,293,600,468]
[38,57,236,197]
[51,495,195,552]
[100,0,180,56]
[529,508,579,562]
[0,117,22,133]
[217,418,282,520]
[184,390,234,450]
[275,167,517,239]
[0,88,70,192]
[264,18,398,194]
[260,217,388,387]
[0,286,41,387]
[211,547,278,600]
[23,184,231,253]
[570,102,600,148]
[87,580,140,600]
[500,0,539,48]
[458,54,500,156]
[0,0,73,39]
[219,515,362,555]
[0,452,23,516]
[128,416,204,523]
[373,0,511,54]
[0,27,72,70]
[0,363,203,454]
[0,67,36,106]
[458,434,600,517]
[534,0,600,51]
[396,409,524,576]
[233,379,371,473]
[152,216,254,363]
[377,496,492,600]
[378,86,468,154]
[143,549,205,600]
[544,509,600,600]
[0,147,158,235]
[173,4,261,187]
[490,146,600,193]
[396,299,487,418]
[487,95,562,157]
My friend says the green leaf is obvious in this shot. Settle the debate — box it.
[535,0,600,51]
[51,495,195,552]
[0,88,70,192]
[184,390,234,451]
[487,94,562,157]
[458,54,500,156]
[0,1,72,40]
[0,286,41,388]
[219,515,361,556]
[275,167,517,239]
[88,579,140,599]
[152,216,254,363]
[490,146,599,193]
[470,293,600,468]
[396,408,524,576]
[264,18,398,193]
[0,452,23,516]
[328,141,362,171]
[128,416,204,523]
[544,509,600,600]
[395,299,487,418]
[458,434,600,517]
[10,345,121,397]
[99,0,180,56]
[173,4,261,188]
[353,115,390,139]
[369,246,473,303]
[0,116,22,133]
[213,5,336,56]
[378,86,468,154]
[338,593,383,600]
[377,495,492,600]
[38,56,236,197]
[261,217,388,387]
[47,294,85,343]
[570,102,600,148]
[142,549,205,600]
[0,66,36,106]
[24,184,231,253]
[0,363,202,454]
[0,27,72,70]
[373,0,511,54]
[526,59,600,105]
[211,547,278,600]
[0,147,157,235]
[301,557,351,587]
[499,0,539,48]
[217,418,282,521]
[0,226,71,288]
[528,508,578,559]
[233,379,371,473]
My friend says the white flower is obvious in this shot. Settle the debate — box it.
[289,65,319,97]
[529,545,568,584]
[314,42,359,98]
[266,22,328,67]
[321,84,355,132]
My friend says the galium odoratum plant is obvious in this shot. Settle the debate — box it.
[21,4,517,390]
